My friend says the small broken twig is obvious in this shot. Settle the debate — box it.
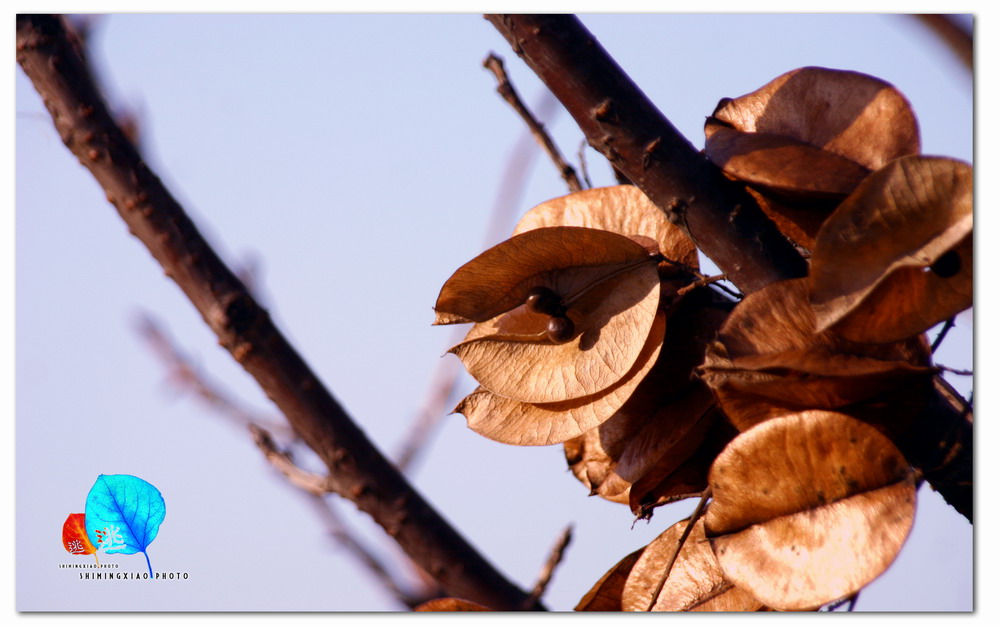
[522,525,574,609]
[931,316,956,354]
[577,139,594,189]
[249,424,334,495]
[484,52,583,193]
[646,487,711,611]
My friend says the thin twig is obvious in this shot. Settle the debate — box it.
[523,525,574,609]
[659,257,742,300]
[646,487,711,611]
[577,139,593,189]
[823,592,861,611]
[676,274,729,297]
[931,316,956,353]
[135,311,294,438]
[936,365,972,376]
[249,424,334,495]
[484,52,583,193]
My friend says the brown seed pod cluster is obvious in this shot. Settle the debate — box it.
[431,67,971,612]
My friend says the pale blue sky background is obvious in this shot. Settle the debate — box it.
[15,13,973,612]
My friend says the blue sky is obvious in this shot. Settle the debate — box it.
[15,13,973,612]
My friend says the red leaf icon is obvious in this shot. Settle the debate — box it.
[62,513,97,557]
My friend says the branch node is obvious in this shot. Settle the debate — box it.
[593,98,613,121]
[642,136,662,170]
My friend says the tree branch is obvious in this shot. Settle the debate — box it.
[486,13,971,521]
[17,13,539,610]
[485,14,808,294]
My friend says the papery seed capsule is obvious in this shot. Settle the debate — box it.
[930,250,962,278]
[546,316,576,344]
[526,286,565,316]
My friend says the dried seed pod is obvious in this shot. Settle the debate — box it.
[525,285,566,316]
[546,315,576,344]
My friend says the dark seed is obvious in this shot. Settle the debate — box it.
[546,316,576,344]
[930,250,962,278]
[526,286,565,316]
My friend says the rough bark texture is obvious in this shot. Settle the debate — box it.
[486,13,971,521]
[16,14,539,610]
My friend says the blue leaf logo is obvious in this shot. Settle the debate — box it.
[85,474,166,577]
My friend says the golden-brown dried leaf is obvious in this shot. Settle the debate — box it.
[413,598,491,612]
[563,289,733,500]
[566,383,715,504]
[576,547,646,611]
[704,411,916,611]
[699,278,933,432]
[810,156,973,343]
[743,185,835,250]
[711,67,919,172]
[705,124,872,199]
[621,518,765,612]
[434,226,655,325]
[513,185,699,269]
[455,313,666,446]
[628,409,737,517]
[449,254,660,403]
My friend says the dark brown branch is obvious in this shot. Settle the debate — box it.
[485,14,808,294]
[913,14,973,72]
[897,376,972,521]
[487,12,971,523]
[484,52,583,193]
[17,14,539,610]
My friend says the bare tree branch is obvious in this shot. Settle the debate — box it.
[485,14,808,294]
[484,52,583,193]
[17,14,539,610]
[485,13,971,522]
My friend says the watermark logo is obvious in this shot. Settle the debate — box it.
[60,474,166,578]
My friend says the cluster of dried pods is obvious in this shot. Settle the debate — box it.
[429,67,971,612]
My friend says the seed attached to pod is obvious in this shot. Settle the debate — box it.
[930,250,962,278]
[525,286,566,316]
[546,315,576,344]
